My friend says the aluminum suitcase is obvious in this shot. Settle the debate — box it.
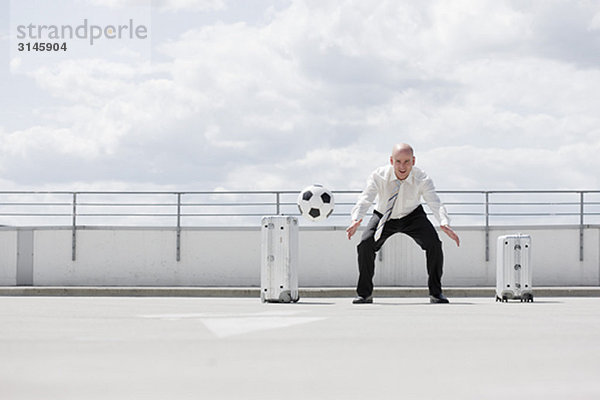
[260,216,299,303]
[496,234,533,302]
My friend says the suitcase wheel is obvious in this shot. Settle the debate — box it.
[278,291,292,303]
[523,293,534,302]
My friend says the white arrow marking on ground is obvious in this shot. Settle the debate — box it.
[139,310,302,320]
[139,311,325,338]
[200,316,325,338]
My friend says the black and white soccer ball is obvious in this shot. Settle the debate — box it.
[297,184,335,222]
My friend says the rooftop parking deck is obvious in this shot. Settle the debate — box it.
[2,295,599,399]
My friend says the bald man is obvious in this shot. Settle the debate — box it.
[346,144,460,304]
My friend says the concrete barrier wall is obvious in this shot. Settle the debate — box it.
[0,225,598,287]
[0,231,18,285]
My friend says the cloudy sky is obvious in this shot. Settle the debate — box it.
[1,0,600,193]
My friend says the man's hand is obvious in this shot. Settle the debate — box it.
[346,219,363,240]
[440,225,460,247]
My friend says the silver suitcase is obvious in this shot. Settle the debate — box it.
[260,216,299,303]
[496,234,533,302]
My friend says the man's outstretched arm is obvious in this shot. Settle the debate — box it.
[440,225,460,247]
[346,219,363,240]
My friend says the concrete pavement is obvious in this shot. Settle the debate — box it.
[1,296,600,399]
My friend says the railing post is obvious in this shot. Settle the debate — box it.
[579,191,584,262]
[276,192,281,215]
[71,192,77,261]
[176,193,182,262]
[485,191,490,262]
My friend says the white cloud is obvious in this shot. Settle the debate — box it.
[420,142,600,191]
[0,125,103,160]
[154,0,226,13]
[2,0,599,194]
[84,0,151,9]
[204,124,247,149]
[9,57,22,72]
[590,12,600,31]
[220,146,385,191]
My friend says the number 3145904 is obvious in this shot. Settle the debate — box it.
[18,42,68,51]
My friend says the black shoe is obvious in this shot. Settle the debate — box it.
[429,293,450,304]
[352,295,373,304]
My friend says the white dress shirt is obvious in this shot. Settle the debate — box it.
[350,165,450,226]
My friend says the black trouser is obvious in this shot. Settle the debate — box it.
[356,205,444,297]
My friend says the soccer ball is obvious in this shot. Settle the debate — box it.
[297,184,335,222]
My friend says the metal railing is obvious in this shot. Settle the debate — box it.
[1,190,599,262]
